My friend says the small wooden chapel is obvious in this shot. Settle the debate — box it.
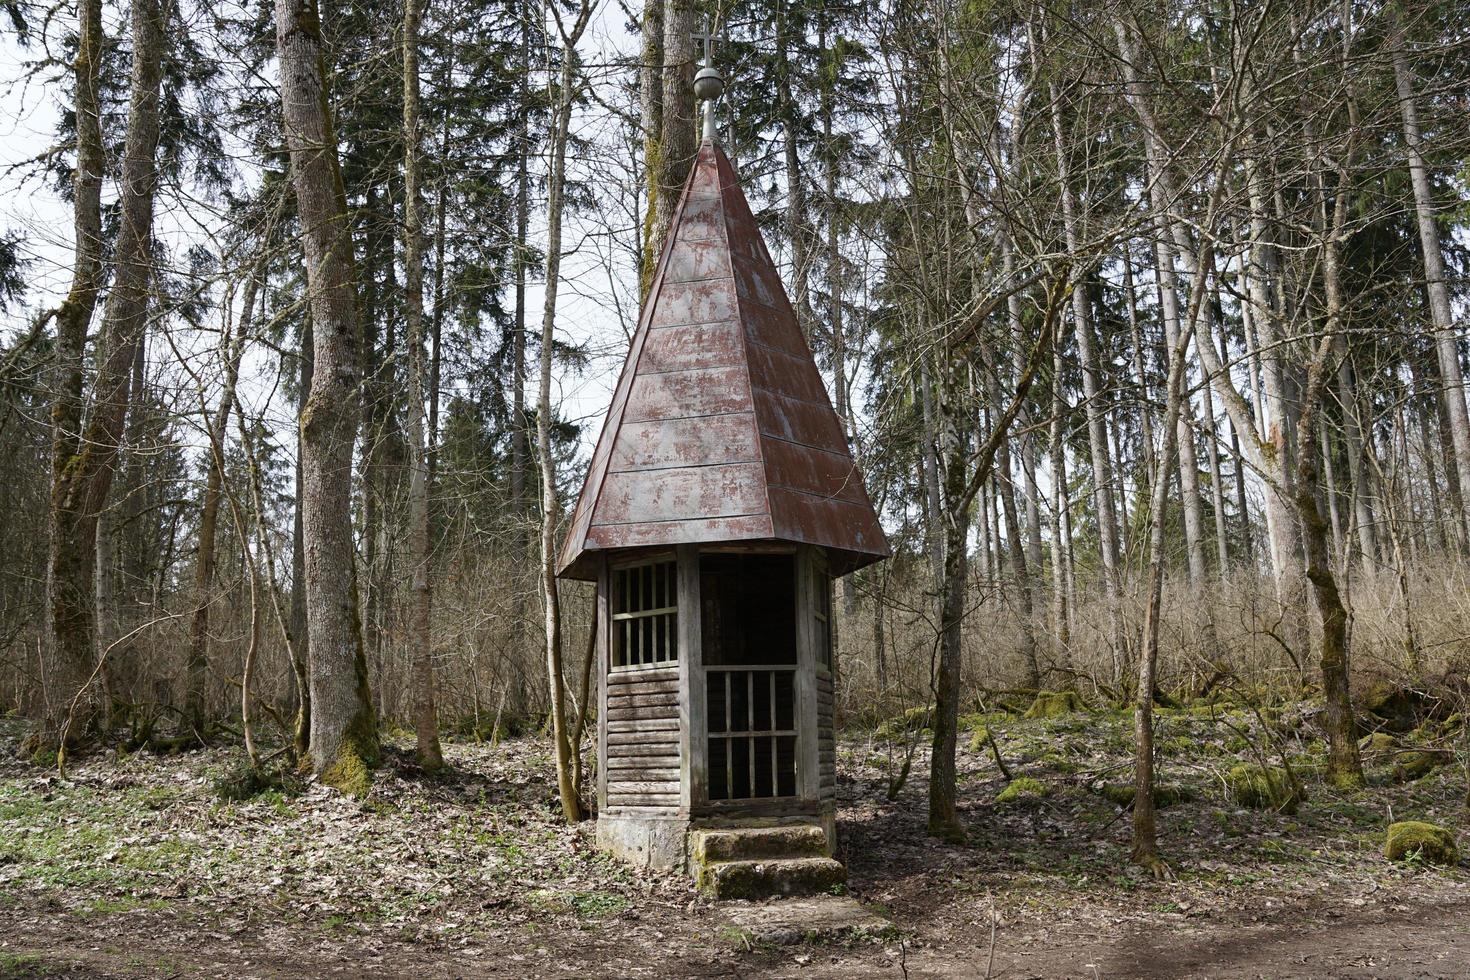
[556,65,888,896]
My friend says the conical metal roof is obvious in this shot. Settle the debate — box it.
[557,140,888,581]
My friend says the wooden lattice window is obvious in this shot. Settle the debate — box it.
[814,566,832,670]
[611,560,678,670]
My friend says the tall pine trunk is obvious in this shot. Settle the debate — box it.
[402,0,442,770]
[1391,20,1470,545]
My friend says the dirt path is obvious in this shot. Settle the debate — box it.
[4,892,1469,978]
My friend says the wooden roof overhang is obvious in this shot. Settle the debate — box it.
[556,140,889,581]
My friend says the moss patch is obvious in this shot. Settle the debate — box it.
[1225,764,1300,813]
[1384,821,1459,866]
[875,706,932,741]
[1025,691,1082,720]
[995,777,1049,805]
[1392,751,1441,784]
[1095,782,1191,809]
[1358,732,1396,754]
[321,747,373,798]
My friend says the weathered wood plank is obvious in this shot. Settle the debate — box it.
[605,675,679,696]
[608,667,679,686]
[607,717,680,733]
[607,705,681,723]
[606,739,680,756]
[608,731,679,746]
[647,276,737,329]
[606,754,680,769]
[608,766,681,782]
[606,692,680,710]
[638,321,744,374]
[605,779,680,793]
[606,795,681,809]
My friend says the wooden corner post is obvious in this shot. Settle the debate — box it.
[677,544,706,811]
[796,546,820,801]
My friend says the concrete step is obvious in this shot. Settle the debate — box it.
[690,824,830,864]
[696,856,847,899]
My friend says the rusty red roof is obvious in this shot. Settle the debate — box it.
[557,139,889,581]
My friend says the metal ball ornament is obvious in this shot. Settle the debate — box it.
[693,66,724,102]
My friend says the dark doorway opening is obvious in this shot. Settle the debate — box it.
[700,553,799,801]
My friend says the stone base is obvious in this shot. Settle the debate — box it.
[596,812,690,870]
[717,895,893,944]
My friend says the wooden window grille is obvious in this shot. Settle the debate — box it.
[611,560,678,670]
[706,667,798,799]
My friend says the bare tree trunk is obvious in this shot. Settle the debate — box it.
[1298,348,1364,788]
[538,5,592,823]
[1335,343,1377,573]
[1203,284,1230,579]
[503,10,533,718]
[1391,19,1470,544]
[928,419,970,842]
[990,372,1041,688]
[927,285,1058,839]
[186,269,257,737]
[1133,254,1199,881]
[1243,148,1305,602]
[403,0,442,771]
[288,317,312,757]
[277,0,378,788]
[1297,65,1365,788]
[1047,79,1123,654]
[1052,82,1117,675]
[777,2,812,335]
[1049,348,1076,652]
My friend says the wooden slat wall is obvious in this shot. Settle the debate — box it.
[606,666,681,808]
[817,669,836,797]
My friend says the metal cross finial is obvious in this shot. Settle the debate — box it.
[691,13,725,141]
[691,14,714,67]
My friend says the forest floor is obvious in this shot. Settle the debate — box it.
[1,699,1468,979]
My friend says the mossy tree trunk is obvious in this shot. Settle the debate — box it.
[36,0,104,747]
[276,0,378,790]
[44,0,166,753]
[649,0,694,268]
[637,0,663,297]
